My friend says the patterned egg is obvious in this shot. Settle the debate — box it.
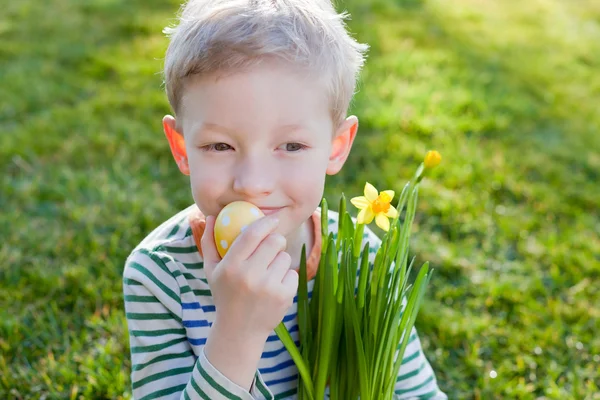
[214,201,265,258]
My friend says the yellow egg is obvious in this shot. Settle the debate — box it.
[214,201,265,258]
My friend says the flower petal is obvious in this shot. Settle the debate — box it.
[357,208,367,224]
[381,190,395,202]
[350,196,370,209]
[385,204,398,218]
[358,206,375,224]
[375,213,390,231]
[364,182,378,202]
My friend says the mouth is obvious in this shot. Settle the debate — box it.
[259,207,284,216]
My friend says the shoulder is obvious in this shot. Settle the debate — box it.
[131,203,198,252]
[124,204,202,281]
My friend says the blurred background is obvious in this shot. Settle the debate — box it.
[1,0,599,398]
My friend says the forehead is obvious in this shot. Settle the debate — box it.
[179,61,333,137]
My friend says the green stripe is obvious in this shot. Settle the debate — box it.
[133,366,193,389]
[181,285,192,294]
[126,312,177,321]
[132,350,194,371]
[395,375,434,396]
[409,332,417,344]
[138,384,187,400]
[183,272,201,281]
[183,262,204,270]
[190,377,212,400]
[199,360,242,400]
[181,287,211,296]
[255,373,272,399]
[184,226,193,237]
[274,388,297,400]
[397,361,426,382]
[131,337,188,354]
[402,348,421,364]
[125,295,160,303]
[124,278,143,285]
[182,272,208,284]
[131,328,186,337]
[397,332,417,349]
[128,262,181,305]
[139,249,176,278]
[161,244,199,254]
[415,389,441,399]
[184,390,191,400]
[166,224,180,238]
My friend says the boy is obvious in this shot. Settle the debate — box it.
[123,0,447,399]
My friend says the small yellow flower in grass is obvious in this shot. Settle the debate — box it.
[350,182,398,231]
[424,150,442,169]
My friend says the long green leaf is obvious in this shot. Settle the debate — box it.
[336,193,346,251]
[356,241,370,309]
[309,200,330,379]
[344,259,371,400]
[297,244,311,394]
[314,235,338,399]
[274,322,314,400]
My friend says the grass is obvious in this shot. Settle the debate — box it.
[1,0,599,398]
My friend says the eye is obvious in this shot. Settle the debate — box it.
[204,143,233,152]
[283,143,307,152]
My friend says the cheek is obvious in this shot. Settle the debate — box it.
[284,159,327,207]
[189,159,229,215]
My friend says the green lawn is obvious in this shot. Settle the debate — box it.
[1,0,599,398]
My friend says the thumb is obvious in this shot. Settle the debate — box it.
[201,215,221,281]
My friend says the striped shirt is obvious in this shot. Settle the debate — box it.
[123,204,447,400]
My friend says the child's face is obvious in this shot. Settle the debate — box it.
[164,60,358,238]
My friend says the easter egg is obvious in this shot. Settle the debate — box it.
[214,201,265,258]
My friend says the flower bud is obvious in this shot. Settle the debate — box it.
[424,150,442,169]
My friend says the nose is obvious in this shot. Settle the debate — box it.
[232,154,275,197]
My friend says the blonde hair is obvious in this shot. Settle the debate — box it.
[163,0,368,126]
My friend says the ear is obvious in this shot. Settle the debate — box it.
[163,115,190,175]
[326,115,359,175]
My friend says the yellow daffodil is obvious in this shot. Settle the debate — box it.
[350,182,398,231]
[424,150,442,169]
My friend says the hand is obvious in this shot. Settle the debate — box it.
[201,214,299,339]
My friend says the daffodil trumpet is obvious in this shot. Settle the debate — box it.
[274,151,441,400]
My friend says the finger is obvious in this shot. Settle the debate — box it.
[225,215,279,262]
[200,216,221,279]
[265,251,292,284]
[246,233,287,273]
[281,269,299,294]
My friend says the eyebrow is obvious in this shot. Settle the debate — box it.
[200,122,309,135]
[201,122,236,135]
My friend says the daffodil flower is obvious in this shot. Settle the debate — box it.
[424,150,442,169]
[350,182,398,231]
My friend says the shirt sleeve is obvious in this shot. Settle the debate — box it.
[392,327,447,399]
[123,249,273,400]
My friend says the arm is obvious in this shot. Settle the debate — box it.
[204,318,269,391]
[392,327,447,400]
[124,250,273,400]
